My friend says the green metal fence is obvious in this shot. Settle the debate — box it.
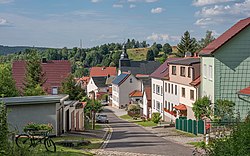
[175,117,204,135]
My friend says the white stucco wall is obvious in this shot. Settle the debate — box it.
[87,78,98,96]
[151,78,164,118]
[111,84,119,108]
[143,91,148,117]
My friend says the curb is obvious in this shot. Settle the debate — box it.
[100,124,113,149]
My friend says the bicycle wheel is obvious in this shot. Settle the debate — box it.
[16,134,31,148]
[44,138,56,152]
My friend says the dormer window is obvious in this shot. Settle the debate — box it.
[180,67,185,77]
[188,67,192,78]
[172,66,176,75]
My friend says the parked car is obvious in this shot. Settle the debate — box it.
[96,114,109,123]
[101,100,109,106]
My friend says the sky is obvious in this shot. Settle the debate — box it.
[0,0,249,48]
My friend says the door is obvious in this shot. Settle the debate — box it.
[65,110,69,132]
[71,110,75,131]
[76,111,79,131]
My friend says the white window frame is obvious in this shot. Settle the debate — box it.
[209,65,213,81]
[204,64,207,79]
[52,87,58,95]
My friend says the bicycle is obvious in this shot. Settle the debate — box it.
[15,128,56,152]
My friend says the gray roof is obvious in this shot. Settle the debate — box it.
[120,61,161,75]
[168,58,200,66]
[1,95,69,106]
[112,73,130,86]
[105,76,116,85]
[92,76,108,88]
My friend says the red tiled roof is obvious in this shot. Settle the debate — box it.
[129,90,143,97]
[164,108,177,117]
[12,60,71,94]
[238,86,250,96]
[144,87,151,102]
[150,58,182,79]
[89,67,117,77]
[190,76,201,87]
[199,17,250,56]
[136,74,149,78]
[81,102,87,107]
[174,104,187,111]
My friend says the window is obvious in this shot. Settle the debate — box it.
[161,86,163,96]
[168,83,170,93]
[182,87,185,97]
[156,101,160,111]
[180,67,185,77]
[164,101,168,108]
[175,85,177,95]
[165,83,167,92]
[52,87,58,95]
[156,85,160,94]
[204,64,207,78]
[153,100,155,109]
[172,66,176,75]
[168,102,170,110]
[190,90,194,100]
[188,67,192,78]
[153,84,155,93]
[171,103,173,111]
[130,78,133,83]
[171,84,173,94]
[209,65,213,80]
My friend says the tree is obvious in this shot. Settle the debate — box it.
[162,43,172,54]
[23,50,46,96]
[60,74,86,100]
[84,99,103,130]
[214,99,235,121]
[159,53,167,64]
[198,30,215,51]
[152,112,162,124]
[150,42,161,57]
[0,100,9,155]
[146,49,155,61]
[0,64,19,97]
[177,31,198,57]
[192,96,212,120]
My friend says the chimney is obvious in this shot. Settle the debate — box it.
[42,58,47,63]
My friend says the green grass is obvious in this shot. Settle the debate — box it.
[85,122,103,130]
[120,114,157,127]
[187,141,206,148]
[127,48,148,61]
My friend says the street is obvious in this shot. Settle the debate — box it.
[102,108,193,156]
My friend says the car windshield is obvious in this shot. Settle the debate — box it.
[99,115,107,117]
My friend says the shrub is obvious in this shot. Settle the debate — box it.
[152,113,162,124]
[208,120,250,156]
[23,123,53,133]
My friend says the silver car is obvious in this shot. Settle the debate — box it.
[96,114,109,123]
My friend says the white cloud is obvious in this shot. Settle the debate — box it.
[195,0,250,27]
[0,17,9,26]
[0,0,13,4]
[193,0,234,6]
[145,0,158,3]
[127,0,158,3]
[147,33,179,42]
[129,4,136,8]
[113,4,123,8]
[91,0,101,3]
[151,7,164,14]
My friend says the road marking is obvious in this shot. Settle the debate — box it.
[100,124,113,149]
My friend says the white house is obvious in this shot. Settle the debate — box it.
[142,86,152,118]
[87,76,108,99]
[111,73,141,109]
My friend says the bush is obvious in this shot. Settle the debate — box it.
[23,123,53,133]
[208,120,250,156]
[152,113,162,124]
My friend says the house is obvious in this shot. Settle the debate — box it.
[87,76,108,100]
[2,95,69,136]
[12,59,71,95]
[199,17,250,119]
[64,101,86,132]
[129,90,143,104]
[150,58,181,120]
[142,86,152,118]
[168,57,200,120]
[118,45,161,75]
[89,66,117,77]
[111,73,141,108]
[76,76,90,91]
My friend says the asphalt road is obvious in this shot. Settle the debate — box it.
[102,108,193,156]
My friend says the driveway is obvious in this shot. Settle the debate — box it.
[101,107,193,156]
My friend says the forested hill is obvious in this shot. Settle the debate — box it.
[0,45,48,55]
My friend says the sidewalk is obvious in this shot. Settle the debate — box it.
[105,106,203,147]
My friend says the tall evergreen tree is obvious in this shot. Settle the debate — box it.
[23,50,46,96]
[146,49,155,61]
[176,31,198,57]
[162,43,172,54]
[0,64,19,97]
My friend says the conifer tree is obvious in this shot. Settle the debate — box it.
[146,49,155,61]
[176,31,198,57]
[23,50,46,96]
